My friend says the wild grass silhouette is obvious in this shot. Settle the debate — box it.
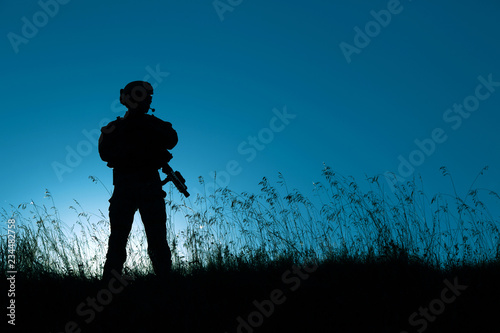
[1,165,499,332]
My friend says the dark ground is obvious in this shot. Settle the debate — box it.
[4,258,500,333]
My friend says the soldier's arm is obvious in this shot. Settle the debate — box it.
[98,120,128,168]
[159,120,178,150]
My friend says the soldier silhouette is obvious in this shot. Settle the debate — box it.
[98,81,178,281]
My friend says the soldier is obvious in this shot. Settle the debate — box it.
[98,81,178,280]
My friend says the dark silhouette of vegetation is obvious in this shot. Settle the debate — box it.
[1,166,499,332]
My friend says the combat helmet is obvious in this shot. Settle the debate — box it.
[120,81,154,107]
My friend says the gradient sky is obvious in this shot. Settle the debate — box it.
[1,0,499,227]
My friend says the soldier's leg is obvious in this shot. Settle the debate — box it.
[102,190,137,280]
[139,193,171,277]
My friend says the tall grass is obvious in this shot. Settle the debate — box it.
[1,165,499,279]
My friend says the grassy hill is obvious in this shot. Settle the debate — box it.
[2,167,500,332]
[6,257,500,332]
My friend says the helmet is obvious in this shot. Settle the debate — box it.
[120,81,153,106]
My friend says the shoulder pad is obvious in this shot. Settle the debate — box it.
[146,114,169,125]
[101,117,122,132]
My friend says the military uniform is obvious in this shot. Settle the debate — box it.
[99,111,178,279]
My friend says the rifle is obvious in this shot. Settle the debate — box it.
[160,151,190,198]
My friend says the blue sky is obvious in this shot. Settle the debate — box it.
[1,0,499,226]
